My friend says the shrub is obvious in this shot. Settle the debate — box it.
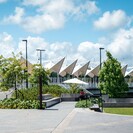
[0,98,41,109]
[12,88,39,100]
[68,84,81,94]
[75,100,92,108]
[43,85,68,97]
[11,85,68,101]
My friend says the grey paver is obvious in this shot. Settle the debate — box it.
[53,108,133,133]
[0,102,76,133]
[0,102,133,133]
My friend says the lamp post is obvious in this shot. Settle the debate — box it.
[36,49,45,109]
[99,47,104,70]
[22,40,28,89]
[99,47,104,112]
[36,49,45,65]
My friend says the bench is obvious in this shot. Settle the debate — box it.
[41,94,61,108]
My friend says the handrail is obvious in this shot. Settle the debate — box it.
[6,88,24,99]
[6,90,14,99]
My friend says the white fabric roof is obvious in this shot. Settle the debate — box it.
[121,65,127,76]
[49,57,65,73]
[125,69,133,77]
[72,62,90,77]
[19,57,131,78]
[86,69,94,78]
[86,64,100,77]
[59,59,78,77]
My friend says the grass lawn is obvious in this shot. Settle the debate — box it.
[104,108,133,115]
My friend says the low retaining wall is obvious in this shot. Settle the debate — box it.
[103,103,133,107]
[61,93,80,101]
[103,95,133,107]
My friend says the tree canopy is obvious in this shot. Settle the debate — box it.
[98,51,128,97]
[0,53,26,90]
[29,64,50,86]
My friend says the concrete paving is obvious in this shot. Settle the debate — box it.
[0,102,133,133]
[54,108,133,133]
[0,102,76,133]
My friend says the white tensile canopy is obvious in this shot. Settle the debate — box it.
[63,78,93,95]
[125,69,133,77]
[63,78,88,85]
[121,65,128,76]
[86,64,100,77]
[59,59,78,77]
[72,62,90,77]
[49,57,65,73]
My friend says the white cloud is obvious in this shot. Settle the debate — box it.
[94,10,130,30]
[77,41,104,66]
[0,32,15,57]
[107,28,133,66]
[74,1,99,17]
[1,30,133,68]
[2,0,99,33]
[3,7,24,24]
[37,0,74,13]
[22,13,65,33]
[17,36,48,64]
[47,42,74,63]
[0,0,7,3]
[17,36,74,64]
[0,32,102,67]
[22,0,46,6]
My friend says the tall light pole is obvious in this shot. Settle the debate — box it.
[99,47,104,112]
[36,49,45,65]
[99,47,104,70]
[36,49,45,109]
[22,40,28,89]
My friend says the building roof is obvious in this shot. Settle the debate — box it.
[59,59,78,77]
[20,56,33,74]
[19,57,131,78]
[49,57,65,73]
[125,68,133,77]
[121,65,128,76]
[72,62,90,77]
[86,64,100,77]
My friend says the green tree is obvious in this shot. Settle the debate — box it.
[29,64,50,86]
[98,51,128,97]
[0,53,26,91]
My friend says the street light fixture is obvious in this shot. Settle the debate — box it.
[99,47,104,70]
[99,47,104,112]
[36,49,45,109]
[22,39,28,89]
[36,49,45,65]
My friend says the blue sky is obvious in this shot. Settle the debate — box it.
[0,0,133,70]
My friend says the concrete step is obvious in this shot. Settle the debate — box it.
[42,97,61,108]
[42,94,52,100]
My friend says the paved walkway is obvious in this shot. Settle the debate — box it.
[54,108,133,133]
[0,102,133,133]
[0,102,76,133]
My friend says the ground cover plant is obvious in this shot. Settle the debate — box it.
[104,108,133,115]
[75,99,92,108]
[0,84,67,109]
[0,98,40,109]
